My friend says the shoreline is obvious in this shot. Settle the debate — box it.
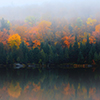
[0,63,99,69]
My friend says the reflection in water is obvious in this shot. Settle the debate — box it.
[8,82,21,98]
[0,67,100,100]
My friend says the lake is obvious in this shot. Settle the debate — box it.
[0,67,99,100]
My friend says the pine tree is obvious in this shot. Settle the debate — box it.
[88,48,93,64]
[0,43,6,64]
[69,44,73,63]
[6,52,13,64]
[58,46,64,64]
[49,47,54,64]
[40,49,46,64]
[77,51,84,64]
[33,47,40,64]
[18,41,29,63]
[73,35,79,63]
[28,49,34,63]
[94,52,99,64]
[85,35,91,63]
[64,47,69,63]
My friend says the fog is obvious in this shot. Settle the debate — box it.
[0,0,99,21]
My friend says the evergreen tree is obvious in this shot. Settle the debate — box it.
[77,51,84,64]
[85,35,91,63]
[6,52,14,64]
[51,45,56,54]
[0,43,6,64]
[53,53,58,64]
[88,48,93,64]
[40,42,45,50]
[55,43,61,54]
[69,44,73,62]
[80,42,84,53]
[24,53,28,64]
[18,41,29,63]
[98,53,100,64]
[43,43,50,54]
[58,46,64,64]
[95,41,100,53]
[49,47,54,64]
[33,47,40,64]
[40,49,46,64]
[11,45,18,62]
[94,52,99,64]
[28,48,34,63]
[73,35,79,63]
[64,47,69,63]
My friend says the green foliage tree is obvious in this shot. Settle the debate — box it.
[76,17,83,28]
[25,16,36,26]
[0,18,10,31]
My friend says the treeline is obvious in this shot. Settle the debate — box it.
[1,17,100,65]
[0,35,100,65]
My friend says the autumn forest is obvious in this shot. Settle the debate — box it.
[0,16,100,65]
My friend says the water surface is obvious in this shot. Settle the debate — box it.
[0,67,99,100]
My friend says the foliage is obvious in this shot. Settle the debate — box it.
[8,34,21,49]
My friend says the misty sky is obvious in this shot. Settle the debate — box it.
[0,0,54,7]
[1,0,96,7]
[0,0,99,20]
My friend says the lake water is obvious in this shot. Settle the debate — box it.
[0,67,99,100]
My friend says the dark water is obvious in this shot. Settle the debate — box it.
[0,67,100,100]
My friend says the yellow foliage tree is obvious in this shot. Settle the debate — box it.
[8,34,21,49]
[86,18,97,26]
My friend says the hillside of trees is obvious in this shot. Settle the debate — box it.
[0,17,100,65]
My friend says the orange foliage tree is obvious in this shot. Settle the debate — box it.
[15,26,28,40]
[23,20,52,48]
[95,24,100,32]
[62,35,75,48]
[92,24,100,42]
[0,29,9,45]
[37,20,52,41]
